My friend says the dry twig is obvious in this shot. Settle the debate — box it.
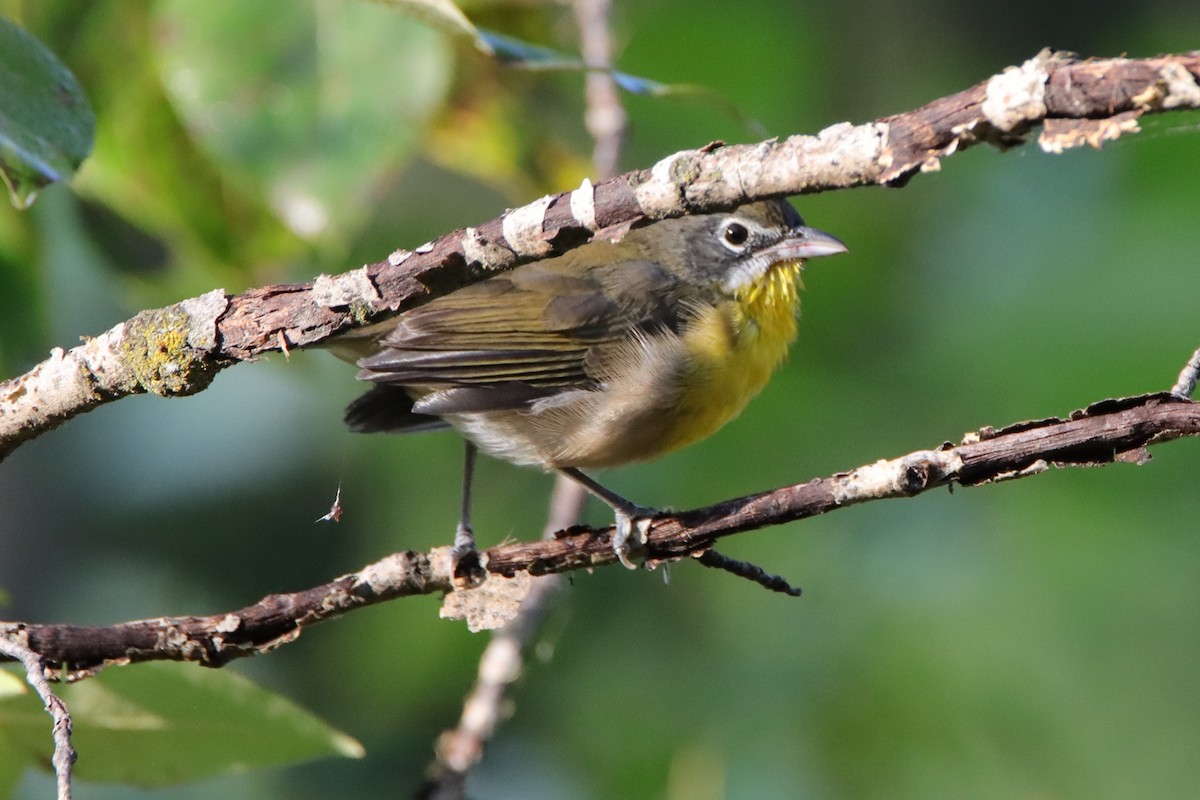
[4,391,1196,677]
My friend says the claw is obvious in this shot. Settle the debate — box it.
[450,522,485,588]
[612,510,653,569]
[557,467,659,570]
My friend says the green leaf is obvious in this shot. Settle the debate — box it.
[472,28,762,133]
[155,0,453,246]
[0,663,362,790]
[375,0,481,44]
[0,671,24,700]
[376,2,757,126]
[0,16,95,209]
[475,29,581,69]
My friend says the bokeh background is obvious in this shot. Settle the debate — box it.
[2,1,1199,798]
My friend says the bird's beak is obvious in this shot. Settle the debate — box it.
[771,226,848,261]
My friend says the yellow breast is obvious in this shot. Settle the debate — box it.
[662,261,804,453]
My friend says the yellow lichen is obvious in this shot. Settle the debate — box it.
[120,306,216,396]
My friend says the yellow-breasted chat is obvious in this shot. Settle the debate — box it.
[340,198,847,579]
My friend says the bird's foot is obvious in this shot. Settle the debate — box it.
[612,508,655,570]
[555,468,658,570]
[450,522,485,588]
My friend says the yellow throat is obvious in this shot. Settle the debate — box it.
[666,260,804,452]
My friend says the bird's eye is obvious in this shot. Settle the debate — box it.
[722,222,749,248]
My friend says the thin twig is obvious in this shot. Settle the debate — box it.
[696,550,803,596]
[421,478,584,799]
[575,0,626,179]
[0,637,75,800]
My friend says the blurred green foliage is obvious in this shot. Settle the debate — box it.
[0,16,93,208]
[1,1,1199,799]
[0,663,362,789]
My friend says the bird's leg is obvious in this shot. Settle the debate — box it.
[557,468,655,569]
[451,441,485,585]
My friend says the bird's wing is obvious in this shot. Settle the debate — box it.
[343,384,452,433]
[355,255,696,415]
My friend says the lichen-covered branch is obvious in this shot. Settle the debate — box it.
[4,550,449,680]
[3,50,1198,460]
[3,391,1195,676]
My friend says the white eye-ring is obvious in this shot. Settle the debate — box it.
[720,221,750,250]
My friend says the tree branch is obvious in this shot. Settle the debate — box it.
[3,50,1199,459]
[4,390,1195,677]
[3,550,449,680]
[486,392,1200,575]
[0,636,75,800]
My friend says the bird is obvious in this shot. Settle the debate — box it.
[340,198,847,580]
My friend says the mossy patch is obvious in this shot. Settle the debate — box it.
[120,306,217,396]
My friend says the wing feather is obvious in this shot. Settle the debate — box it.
[358,257,702,405]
